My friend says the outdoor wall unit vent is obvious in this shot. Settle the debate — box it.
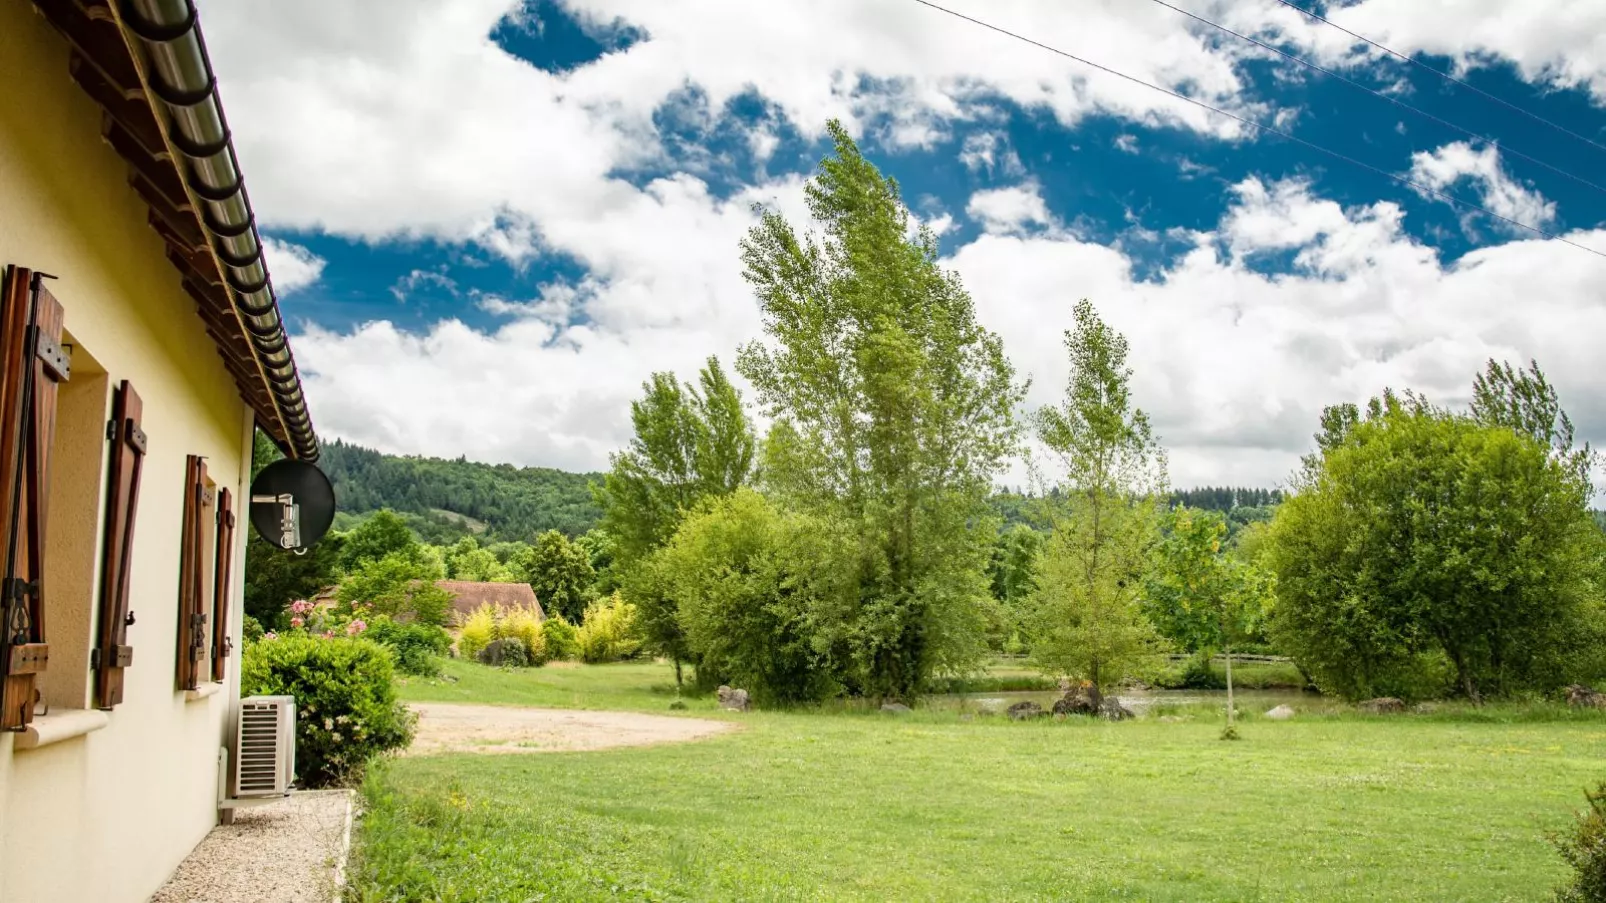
[234,695,295,798]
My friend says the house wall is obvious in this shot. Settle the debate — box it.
[0,2,256,900]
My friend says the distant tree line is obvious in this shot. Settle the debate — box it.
[317,439,603,540]
[1167,486,1282,511]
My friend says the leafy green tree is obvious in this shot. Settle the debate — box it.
[337,552,453,627]
[442,537,513,582]
[737,121,1024,700]
[1267,390,1605,701]
[244,532,343,628]
[595,356,756,682]
[1146,505,1275,733]
[656,489,848,704]
[340,510,420,573]
[987,524,1042,652]
[451,548,513,582]
[1027,300,1165,709]
[597,356,756,565]
[1472,358,1593,486]
[518,530,595,623]
[575,529,618,593]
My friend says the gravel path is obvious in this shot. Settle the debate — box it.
[150,790,352,903]
[408,702,735,755]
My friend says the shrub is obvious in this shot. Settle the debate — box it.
[242,614,265,644]
[365,617,451,677]
[456,602,546,666]
[1555,782,1606,903]
[241,634,415,787]
[576,594,641,664]
[543,616,579,661]
[500,604,547,664]
[457,603,498,661]
[499,636,530,667]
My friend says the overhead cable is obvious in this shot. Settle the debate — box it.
[906,0,1606,260]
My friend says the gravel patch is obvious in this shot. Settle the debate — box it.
[408,702,735,755]
[150,790,352,903]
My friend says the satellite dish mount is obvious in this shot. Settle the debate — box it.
[248,459,334,554]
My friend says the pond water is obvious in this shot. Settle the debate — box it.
[930,687,1322,715]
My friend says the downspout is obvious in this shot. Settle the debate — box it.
[113,0,318,461]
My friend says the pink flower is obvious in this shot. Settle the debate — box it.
[263,632,277,640]
[322,631,335,639]
[290,600,314,615]
[290,616,305,628]
[346,620,367,635]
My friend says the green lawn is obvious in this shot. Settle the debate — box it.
[354,660,1606,901]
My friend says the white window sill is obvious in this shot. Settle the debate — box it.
[16,709,109,750]
[185,683,222,702]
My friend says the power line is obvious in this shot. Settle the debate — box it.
[1272,0,1606,159]
[1146,0,1606,199]
[906,0,1606,260]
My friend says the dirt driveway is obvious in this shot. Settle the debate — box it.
[407,702,736,755]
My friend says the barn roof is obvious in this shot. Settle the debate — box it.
[437,581,544,623]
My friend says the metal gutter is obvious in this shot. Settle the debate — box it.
[111,0,318,461]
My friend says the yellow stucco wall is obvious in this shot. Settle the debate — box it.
[0,2,257,900]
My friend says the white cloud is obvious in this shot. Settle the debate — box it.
[292,175,800,470]
[959,131,1025,176]
[196,0,1276,261]
[1407,141,1557,234]
[948,177,1606,489]
[261,237,325,295]
[1254,0,1606,103]
[389,269,460,302]
[967,182,1055,235]
[1114,133,1139,153]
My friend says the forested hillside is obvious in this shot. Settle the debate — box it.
[319,440,603,541]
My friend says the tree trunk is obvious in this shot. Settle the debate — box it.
[1224,645,1235,728]
[673,656,683,689]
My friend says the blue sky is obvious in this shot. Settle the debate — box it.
[199,0,1606,487]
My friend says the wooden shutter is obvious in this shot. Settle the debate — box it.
[0,266,69,730]
[95,380,146,709]
[176,455,214,692]
[210,487,234,681]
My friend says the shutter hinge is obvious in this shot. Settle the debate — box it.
[90,648,100,670]
[4,577,37,602]
[106,418,116,441]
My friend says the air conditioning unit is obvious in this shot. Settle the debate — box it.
[235,695,295,798]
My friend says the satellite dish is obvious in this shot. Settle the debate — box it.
[249,460,335,552]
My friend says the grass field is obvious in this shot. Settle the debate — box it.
[353,659,1606,901]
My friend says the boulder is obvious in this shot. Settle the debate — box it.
[880,703,912,714]
[1097,698,1134,721]
[1565,684,1606,709]
[716,686,751,712]
[1052,691,1096,717]
[1006,700,1046,721]
[1265,704,1296,721]
[1358,697,1406,714]
[476,639,505,666]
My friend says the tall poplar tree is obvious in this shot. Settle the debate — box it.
[1027,300,1166,710]
[737,121,1025,700]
